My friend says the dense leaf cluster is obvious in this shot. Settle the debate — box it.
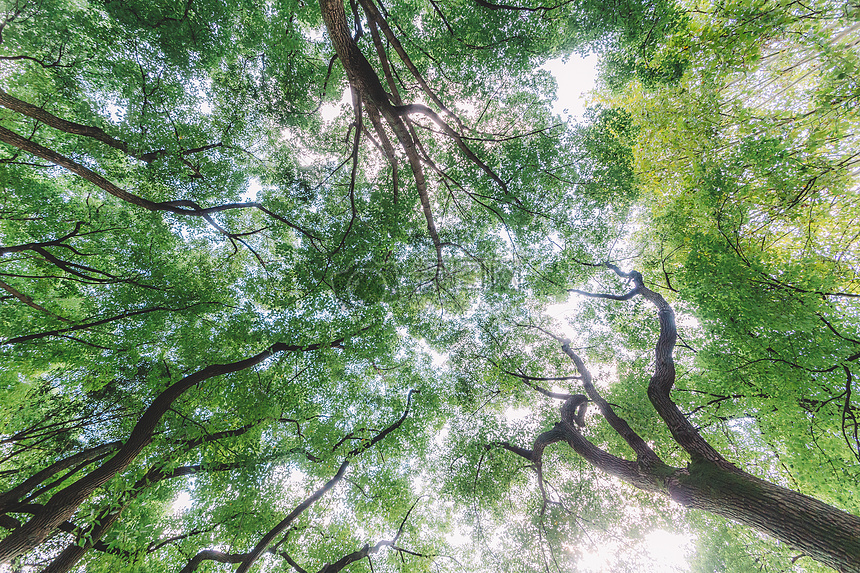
[1,0,858,571]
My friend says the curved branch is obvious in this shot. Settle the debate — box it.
[0,126,319,243]
[0,441,121,515]
[0,331,360,564]
[569,264,727,464]
[0,89,143,159]
[559,342,660,464]
[637,283,728,464]
[178,550,246,573]
[235,390,416,573]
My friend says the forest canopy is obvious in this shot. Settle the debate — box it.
[1,0,859,572]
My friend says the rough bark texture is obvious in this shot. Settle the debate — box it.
[667,461,860,572]
[0,442,121,515]
[0,88,138,157]
[319,0,442,257]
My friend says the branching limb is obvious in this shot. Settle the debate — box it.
[483,356,580,399]
[0,222,84,255]
[569,264,727,464]
[559,342,660,464]
[310,497,425,573]
[566,265,643,301]
[357,0,466,131]
[234,390,417,573]
[41,415,330,573]
[0,88,230,170]
[279,550,311,573]
[0,278,69,322]
[0,330,363,564]
[566,286,640,301]
[0,125,320,244]
[328,88,363,259]
[0,441,121,515]
[396,103,508,194]
[3,302,219,345]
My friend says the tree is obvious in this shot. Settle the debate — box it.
[0,0,858,571]
[487,264,860,572]
[589,0,860,553]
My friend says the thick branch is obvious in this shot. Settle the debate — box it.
[568,264,726,464]
[357,0,465,131]
[0,88,226,167]
[0,441,121,515]
[42,415,311,573]
[396,103,507,193]
[320,0,443,264]
[0,125,166,210]
[0,89,141,159]
[42,458,256,573]
[0,278,70,322]
[0,126,318,241]
[559,342,660,464]
[0,333,356,564]
[616,267,726,463]
[178,550,246,573]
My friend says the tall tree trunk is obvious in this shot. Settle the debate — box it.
[536,385,860,572]
[667,459,860,572]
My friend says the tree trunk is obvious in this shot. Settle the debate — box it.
[525,267,860,573]
[667,459,860,573]
[548,403,860,573]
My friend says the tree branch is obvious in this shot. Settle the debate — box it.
[0,330,362,564]
[234,390,416,573]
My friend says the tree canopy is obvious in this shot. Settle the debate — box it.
[1,0,858,572]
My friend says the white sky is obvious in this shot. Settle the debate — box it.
[545,53,601,120]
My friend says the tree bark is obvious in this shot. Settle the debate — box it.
[543,386,860,572]
[666,460,860,573]
[318,0,442,259]
[0,441,121,515]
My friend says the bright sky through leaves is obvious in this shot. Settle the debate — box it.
[544,54,601,120]
[1,1,858,571]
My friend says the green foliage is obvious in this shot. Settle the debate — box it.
[1,0,858,571]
